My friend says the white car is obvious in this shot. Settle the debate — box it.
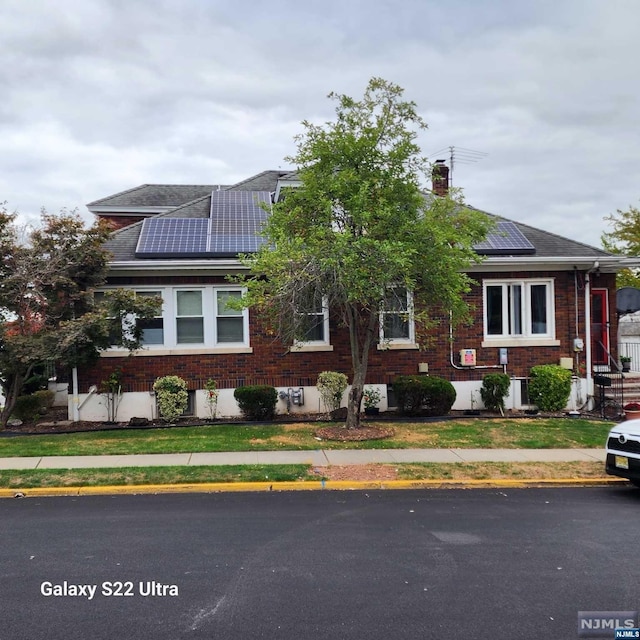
[606,419,640,486]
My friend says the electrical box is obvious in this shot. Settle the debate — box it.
[573,338,584,352]
[459,348,477,367]
[418,363,429,373]
[499,348,508,365]
[559,357,573,370]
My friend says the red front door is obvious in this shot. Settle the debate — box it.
[591,289,609,365]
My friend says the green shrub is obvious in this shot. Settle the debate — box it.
[393,375,456,416]
[480,374,511,413]
[234,385,278,421]
[316,371,348,413]
[528,365,572,412]
[33,389,55,411]
[12,394,44,422]
[153,375,189,422]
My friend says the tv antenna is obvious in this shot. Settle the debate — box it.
[429,146,488,185]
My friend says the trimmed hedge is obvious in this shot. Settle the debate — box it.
[393,375,456,417]
[12,395,44,422]
[529,364,573,412]
[234,385,278,421]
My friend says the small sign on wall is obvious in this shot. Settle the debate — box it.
[459,348,477,367]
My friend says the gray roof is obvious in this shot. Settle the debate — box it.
[99,172,613,264]
[87,184,219,208]
[477,209,609,259]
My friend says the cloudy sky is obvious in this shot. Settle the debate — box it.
[1,0,639,248]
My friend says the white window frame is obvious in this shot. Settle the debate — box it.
[214,289,249,347]
[379,287,415,346]
[482,278,557,346]
[293,295,330,348]
[97,285,251,355]
[175,289,205,345]
[134,290,164,346]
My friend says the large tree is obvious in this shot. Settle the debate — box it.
[240,78,492,429]
[0,207,160,429]
[602,202,640,288]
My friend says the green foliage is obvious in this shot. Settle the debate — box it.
[317,371,348,413]
[233,385,278,421]
[204,379,219,420]
[237,78,492,429]
[394,375,456,416]
[363,386,383,410]
[100,369,123,423]
[601,202,640,288]
[11,394,44,422]
[153,376,188,422]
[33,389,55,411]
[528,365,573,412]
[0,206,161,429]
[480,374,511,413]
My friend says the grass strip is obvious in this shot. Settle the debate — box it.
[396,461,608,481]
[0,461,614,490]
[0,418,614,458]
[0,464,312,489]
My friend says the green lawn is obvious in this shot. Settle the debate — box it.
[0,417,614,458]
[0,464,311,488]
[0,461,611,490]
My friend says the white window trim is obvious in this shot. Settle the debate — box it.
[292,296,331,350]
[175,288,205,346]
[482,278,556,345]
[214,290,250,347]
[379,288,417,348]
[97,285,250,353]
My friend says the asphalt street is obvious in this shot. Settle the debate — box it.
[1,487,639,639]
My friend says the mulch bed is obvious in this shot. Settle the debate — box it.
[314,425,395,441]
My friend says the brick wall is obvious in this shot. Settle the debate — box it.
[78,269,617,392]
[98,215,147,230]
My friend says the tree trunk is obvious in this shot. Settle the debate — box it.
[0,371,26,430]
[344,307,378,430]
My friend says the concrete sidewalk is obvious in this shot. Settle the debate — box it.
[0,448,607,470]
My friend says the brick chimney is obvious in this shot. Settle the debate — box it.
[432,159,449,196]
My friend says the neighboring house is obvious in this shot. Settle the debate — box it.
[74,167,637,421]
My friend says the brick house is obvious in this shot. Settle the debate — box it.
[74,167,634,421]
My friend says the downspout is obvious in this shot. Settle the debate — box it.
[71,366,80,422]
[584,261,599,406]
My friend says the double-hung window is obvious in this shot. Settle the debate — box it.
[135,290,164,345]
[484,279,555,342]
[380,287,415,344]
[176,290,204,344]
[215,290,246,344]
[294,289,329,347]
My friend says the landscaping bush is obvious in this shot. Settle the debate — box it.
[234,385,278,421]
[11,394,44,422]
[394,375,456,416]
[316,371,348,413]
[528,364,572,412]
[480,373,511,413]
[153,375,189,422]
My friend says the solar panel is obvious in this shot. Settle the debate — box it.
[208,190,270,256]
[135,191,271,258]
[135,218,210,257]
[474,221,535,255]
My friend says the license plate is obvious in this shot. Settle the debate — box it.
[615,456,630,470]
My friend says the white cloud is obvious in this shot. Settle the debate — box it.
[1,0,639,248]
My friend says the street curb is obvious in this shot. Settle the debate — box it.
[0,477,628,498]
